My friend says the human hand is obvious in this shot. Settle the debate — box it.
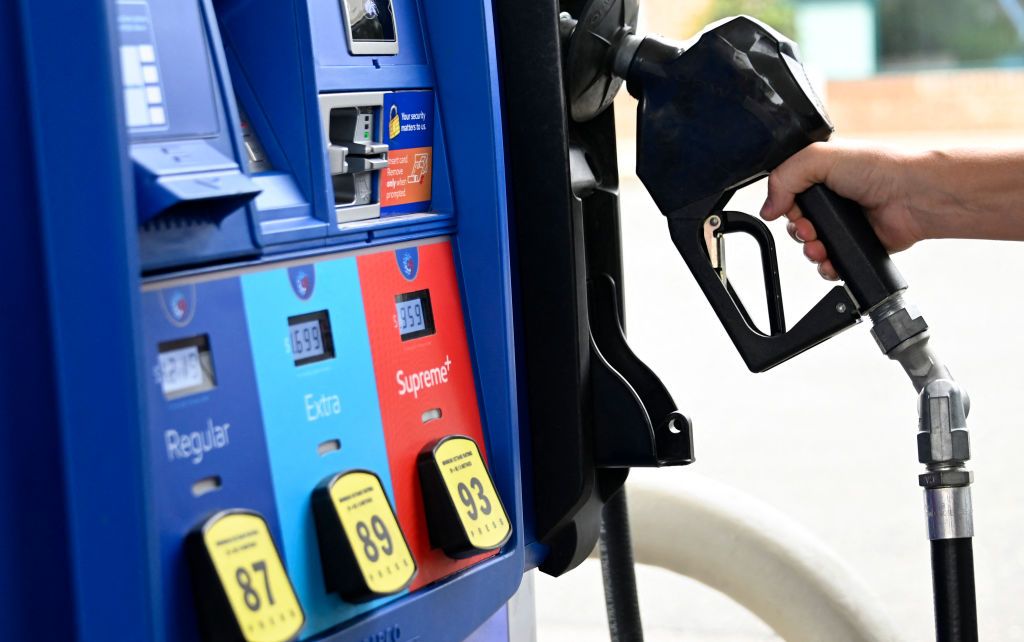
[759,141,924,280]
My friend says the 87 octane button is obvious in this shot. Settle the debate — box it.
[186,510,304,642]
[418,435,511,558]
[312,470,416,601]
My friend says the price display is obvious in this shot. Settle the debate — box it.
[417,436,510,558]
[288,310,334,366]
[158,335,215,400]
[396,298,425,334]
[312,470,416,601]
[395,289,435,341]
[188,510,304,642]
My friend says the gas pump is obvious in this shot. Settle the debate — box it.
[0,0,981,640]
[6,0,530,639]
[552,2,977,640]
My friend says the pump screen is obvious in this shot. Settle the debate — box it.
[289,310,335,366]
[344,0,397,42]
[158,335,216,399]
[396,290,435,341]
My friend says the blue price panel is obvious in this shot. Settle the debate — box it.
[140,277,283,642]
[241,257,403,635]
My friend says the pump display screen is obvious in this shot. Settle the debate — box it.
[289,310,335,366]
[395,290,435,341]
[158,335,216,399]
[344,0,397,42]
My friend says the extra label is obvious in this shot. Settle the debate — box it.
[328,471,416,594]
[430,436,510,552]
[201,512,304,642]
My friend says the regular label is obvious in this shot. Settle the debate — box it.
[432,437,510,551]
[202,512,304,642]
[330,471,416,594]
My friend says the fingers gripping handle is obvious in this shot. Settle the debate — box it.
[795,185,907,311]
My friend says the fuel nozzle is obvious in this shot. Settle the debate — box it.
[563,5,978,638]
[566,7,833,219]
[564,4,907,371]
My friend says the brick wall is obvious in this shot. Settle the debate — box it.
[613,67,1024,143]
[825,69,1024,134]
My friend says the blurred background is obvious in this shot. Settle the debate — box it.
[535,1,1024,640]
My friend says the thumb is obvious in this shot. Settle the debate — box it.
[760,143,833,221]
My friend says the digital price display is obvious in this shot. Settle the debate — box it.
[158,335,216,400]
[288,310,335,366]
[395,289,435,341]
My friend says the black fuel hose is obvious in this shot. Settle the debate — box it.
[599,488,645,642]
[931,538,978,642]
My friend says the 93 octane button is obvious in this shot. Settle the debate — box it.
[187,510,304,642]
[312,470,416,601]
[417,435,511,558]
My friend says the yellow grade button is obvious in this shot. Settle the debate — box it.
[189,510,304,642]
[418,435,511,558]
[312,470,416,601]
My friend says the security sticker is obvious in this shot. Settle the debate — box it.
[381,90,433,215]
[389,104,401,139]
[313,470,416,601]
[188,510,304,642]
[417,435,511,558]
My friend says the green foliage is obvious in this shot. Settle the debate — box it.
[703,0,796,37]
[703,0,1024,69]
[878,0,1022,66]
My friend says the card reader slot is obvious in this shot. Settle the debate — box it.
[319,93,390,223]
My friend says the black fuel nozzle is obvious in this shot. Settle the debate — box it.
[563,11,978,637]
[565,9,907,371]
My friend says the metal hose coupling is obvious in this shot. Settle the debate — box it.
[868,294,975,540]
[918,379,974,540]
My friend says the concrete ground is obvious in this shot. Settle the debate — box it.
[535,131,1024,641]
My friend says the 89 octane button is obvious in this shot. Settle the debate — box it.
[186,510,304,642]
[417,435,511,558]
[312,470,416,601]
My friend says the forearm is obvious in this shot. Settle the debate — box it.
[908,148,1024,242]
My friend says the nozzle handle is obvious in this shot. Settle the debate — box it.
[796,184,907,311]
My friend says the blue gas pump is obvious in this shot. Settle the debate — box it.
[2,0,698,637]
[2,0,538,639]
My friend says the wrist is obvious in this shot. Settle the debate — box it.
[902,149,965,242]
